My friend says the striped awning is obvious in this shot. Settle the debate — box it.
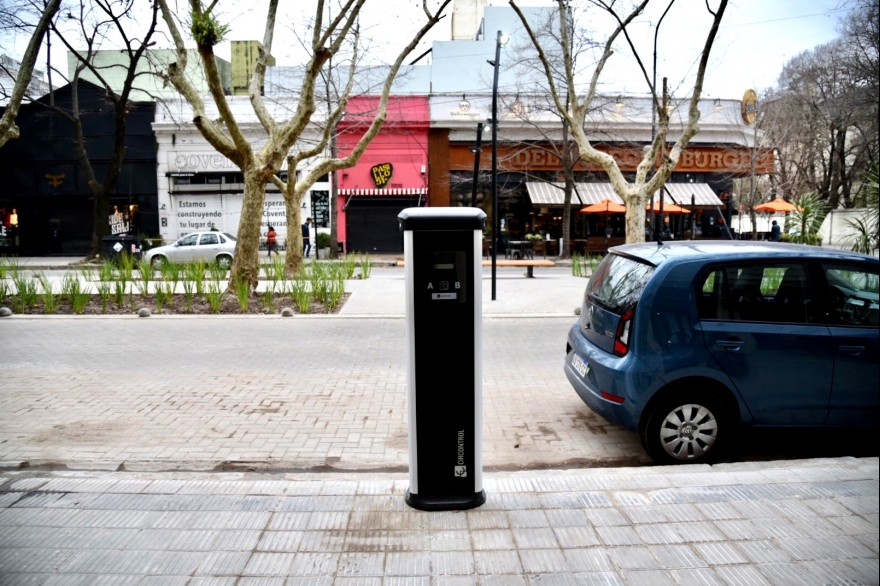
[338,187,427,196]
[525,182,722,208]
[660,183,723,207]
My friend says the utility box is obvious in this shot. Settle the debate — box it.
[398,207,487,511]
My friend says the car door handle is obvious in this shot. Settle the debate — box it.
[716,339,744,351]
[839,345,866,355]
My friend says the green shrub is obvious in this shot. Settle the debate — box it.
[316,232,331,249]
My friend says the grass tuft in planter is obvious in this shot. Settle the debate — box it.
[38,273,59,314]
[205,280,223,313]
[233,275,250,312]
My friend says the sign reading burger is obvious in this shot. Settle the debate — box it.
[741,89,759,125]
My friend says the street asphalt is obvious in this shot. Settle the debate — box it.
[0,261,877,584]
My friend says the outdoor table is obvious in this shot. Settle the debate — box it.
[506,240,534,259]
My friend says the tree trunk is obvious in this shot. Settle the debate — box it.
[625,191,647,244]
[329,134,339,258]
[90,186,110,258]
[231,170,267,289]
[284,192,304,275]
[561,179,572,259]
[560,118,573,259]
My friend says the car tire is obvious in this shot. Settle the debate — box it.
[150,255,167,270]
[216,255,232,270]
[640,389,730,465]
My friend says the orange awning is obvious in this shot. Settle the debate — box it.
[755,198,802,212]
[646,202,691,214]
[579,199,626,214]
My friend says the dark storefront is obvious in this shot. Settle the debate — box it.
[0,80,158,255]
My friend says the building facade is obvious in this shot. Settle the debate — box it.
[0,80,157,255]
[152,96,330,247]
[336,96,429,253]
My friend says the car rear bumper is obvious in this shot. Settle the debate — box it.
[565,323,638,430]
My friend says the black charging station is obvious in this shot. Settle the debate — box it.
[398,207,487,511]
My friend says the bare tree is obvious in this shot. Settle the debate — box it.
[501,5,604,257]
[761,1,877,211]
[511,0,728,243]
[0,0,61,148]
[158,0,450,286]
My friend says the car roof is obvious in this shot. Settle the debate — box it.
[610,240,880,267]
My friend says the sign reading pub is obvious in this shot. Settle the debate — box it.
[371,163,393,188]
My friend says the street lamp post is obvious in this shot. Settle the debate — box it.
[469,123,484,207]
[487,30,508,301]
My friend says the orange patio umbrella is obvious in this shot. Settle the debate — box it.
[646,201,691,214]
[755,198,803,213]
[579,199,626,214]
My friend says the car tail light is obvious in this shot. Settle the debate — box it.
[600,391,626,404]
[612,308,634,357]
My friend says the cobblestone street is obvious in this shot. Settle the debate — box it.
[0,316,645,472]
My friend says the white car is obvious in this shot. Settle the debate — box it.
[144,231,237,269]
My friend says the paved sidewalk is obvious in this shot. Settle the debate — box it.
[0,458,876,584]
[3,259,878,584]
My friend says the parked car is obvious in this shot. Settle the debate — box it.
[144,231,237,269]
[565,241,879,464]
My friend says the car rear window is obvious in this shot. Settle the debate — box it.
[588,254,655,315]
[223,233,237,241]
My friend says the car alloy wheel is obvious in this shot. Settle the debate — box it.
[151,255,166,269]
[216,255,232,270]
[659,403,718,460]
[641,389,729,465]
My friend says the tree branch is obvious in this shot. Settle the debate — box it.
[0,0,61,148]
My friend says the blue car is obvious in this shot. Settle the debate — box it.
[565,241,879,464]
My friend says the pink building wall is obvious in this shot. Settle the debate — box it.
[336,96,429,246]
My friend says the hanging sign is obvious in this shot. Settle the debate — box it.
[371,163,393,188]
[741,89,758,124]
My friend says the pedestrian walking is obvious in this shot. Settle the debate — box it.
[770,220,781,242]
[302,217,312,257]
[266,225,279,257]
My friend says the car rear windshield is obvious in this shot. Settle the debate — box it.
[223,233,237,241]
[587,253,655,315]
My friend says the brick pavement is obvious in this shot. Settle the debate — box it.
[0,316,644,472]
[0,458,876,584]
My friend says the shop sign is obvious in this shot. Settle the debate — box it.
[450,98,482,119]
[741,89,758,125]
[371,163,393,188]
[171,152,238,171]
[45,173,65,188]
[176,196,223,231]
[262,196,287,229]
[109,211,130,235]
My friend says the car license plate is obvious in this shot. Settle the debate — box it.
[572,353,589,378]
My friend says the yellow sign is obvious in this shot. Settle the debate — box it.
[45,173,65,187]
[371,163,393,188]
[741,89,758,124]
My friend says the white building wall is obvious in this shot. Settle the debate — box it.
[153,96,330,246]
